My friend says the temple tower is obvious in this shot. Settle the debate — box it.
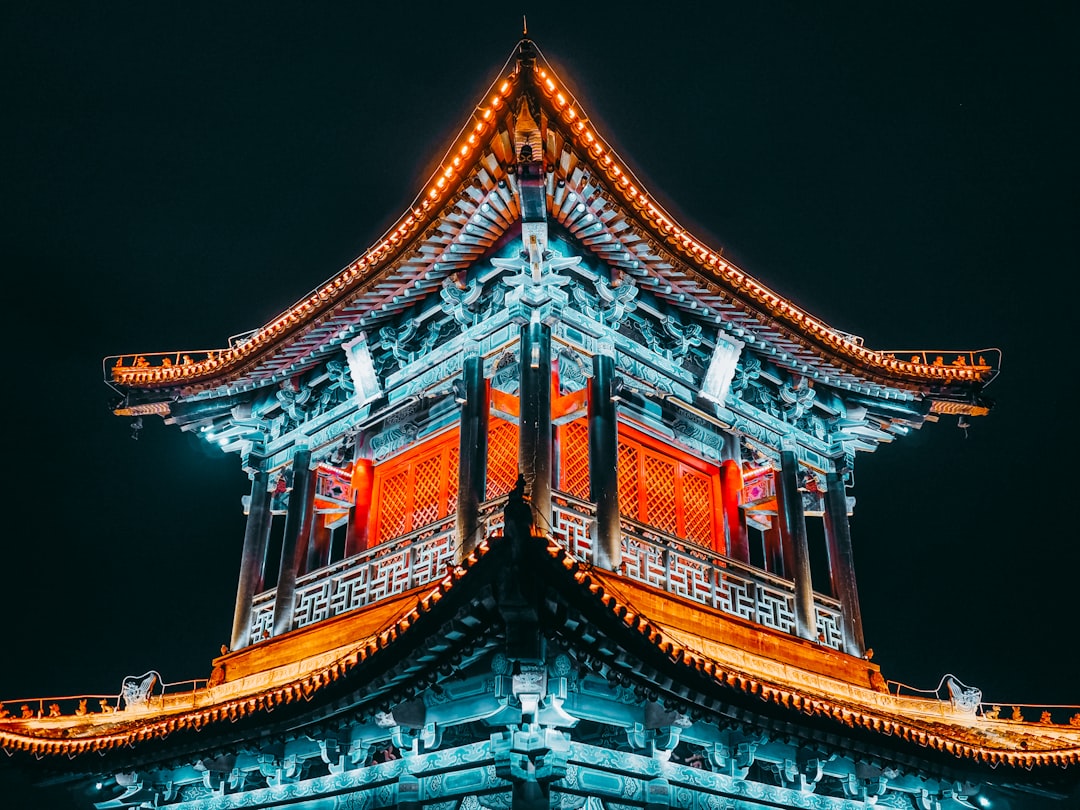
[3,36,1076,810]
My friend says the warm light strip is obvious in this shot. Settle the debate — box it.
[113,60,988,392]
[112,74,521,390]
[532,66,987,384]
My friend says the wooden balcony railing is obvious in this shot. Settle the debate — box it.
[247,492,844,650]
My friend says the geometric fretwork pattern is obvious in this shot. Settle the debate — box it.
[446,444,461,515]
[371,431,460,544]
[559,419,589,500]
[250,498,843,649]
[486,418,519,499]
[618,427,719,550]
[252,519,456,640]
[681,469,712,546]
[617,442,638,512]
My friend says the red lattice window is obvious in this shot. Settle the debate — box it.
[618,425,721,549]
[559,419,590,499]
[370,431,459,544]
[486,418,520,499]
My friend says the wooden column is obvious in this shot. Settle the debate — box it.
[775,448,816,642]
[229,469,271,651]
[518,319,552,528]
[346,458,374,556]
[824,468,866,656]
[589,351,620,571]
[720,458,748,563]
[272,446,313,637]
[457,352,489,561]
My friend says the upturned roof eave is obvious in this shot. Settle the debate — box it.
[107,50,996,406]
[3,529,1076,775]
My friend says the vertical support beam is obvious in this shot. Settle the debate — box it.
[824,467,866,656]
[457,351,489,561]
[347,458,374,556]
[720,459,748,563]
[518,318,552,528]
[775,448,816,641]
[589,349,620,570]
[272,446,313,637]
[720,433,749,562]
[764,518,785,575]
[230,469,271,651]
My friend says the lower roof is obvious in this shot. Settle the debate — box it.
[2,526,1077,784]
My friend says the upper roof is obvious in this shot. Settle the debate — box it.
[106,38,997,418]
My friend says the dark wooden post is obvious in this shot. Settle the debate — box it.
[824,467,866,656]
[776,448,816,642]
[229,468,271,651]
[589,350,620,570]
[764,517,785,575]
[272,446,313,637]
[457,351,489,561]
[518,319,552,528]
[306,468,331,574]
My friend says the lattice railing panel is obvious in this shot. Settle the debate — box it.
[622,536,667,591]
[613,512,840,648]
[666,545,714,604]
[414,531,454,582]
[250,602,273,642]
[364,547,412,604]
[329,564,373,615]
[553,498,593,563]
[249,518,456,642]
[816,605,844,648]
[716,575,757,623]
[294,580,333,627]
[754,584,797,633]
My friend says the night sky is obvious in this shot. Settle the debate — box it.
[2,0,1077,735]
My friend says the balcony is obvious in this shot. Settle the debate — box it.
[247,493,844,650]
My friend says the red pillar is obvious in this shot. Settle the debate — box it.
[346,458,374,556]
[720,459,748,562]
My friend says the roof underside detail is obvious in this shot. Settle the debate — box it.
[106,40,996,414]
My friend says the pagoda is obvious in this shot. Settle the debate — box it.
[3,37,1077,810]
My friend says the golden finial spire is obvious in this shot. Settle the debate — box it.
[523,15,528,36]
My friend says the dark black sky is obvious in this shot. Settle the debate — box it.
[2,2,1077,719]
